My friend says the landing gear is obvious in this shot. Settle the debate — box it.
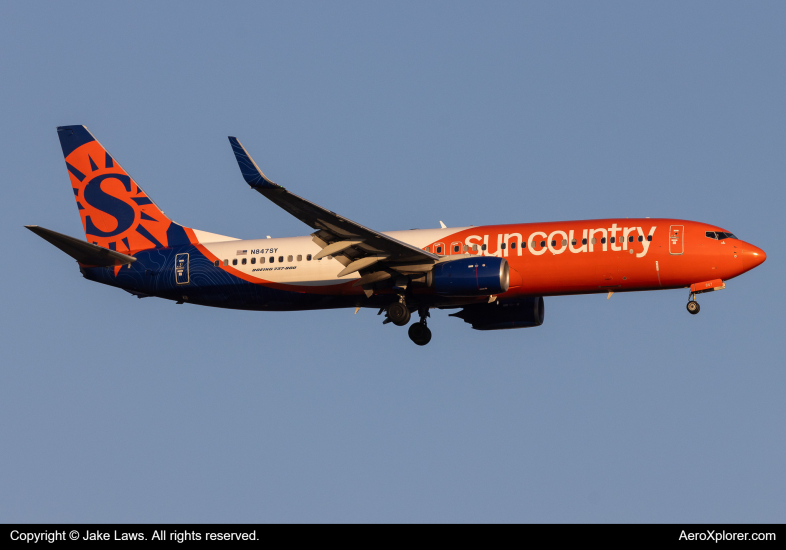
[408,323,432,346]
[387,301,411,326]
[686,291,700,315]
[408,306,432,346]
[385,300,432,345]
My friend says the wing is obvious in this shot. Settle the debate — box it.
[228,137,440,294]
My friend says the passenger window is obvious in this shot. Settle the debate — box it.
[582,238,587,245]
[288,255,293,262]
[223,260,228,266]
[571,239,577,246]
[540,241,545,248]
[500,243,506,250]
[638,236,643,242]
[297,255,302,261]
[610,237,615,243]
[214,260,220,267]
[481,244,487,251]
[463,245,469,252]
[436,246,442,254]
[647,235,652,241]
[473,244,478,252]
[531,241,536,248]
[279,256,284,263]
[425,246,431,252]
[591,238,597,244]
[511,242,516,249]
[521,242,526,249]
[453,245,460,253]
[562,239,567,246]
[251,257,256,264]
[260,257,265,264]
[551,240,556,246]
[601,238,606,244]
[628,236,634,242]
[307,254,312,261]
[232,259,238,265]
[242,258,247,265]
[269,256,274,263]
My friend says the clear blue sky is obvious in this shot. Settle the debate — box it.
[1,1,783,522]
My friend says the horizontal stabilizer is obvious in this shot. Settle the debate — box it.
[26,225,137,266]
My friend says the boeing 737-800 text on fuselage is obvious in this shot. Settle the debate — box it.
[28,126,766,345]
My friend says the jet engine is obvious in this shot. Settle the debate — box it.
[427,257,509,296]
[449,296,544,330]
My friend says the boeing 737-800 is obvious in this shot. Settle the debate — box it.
[28,125,766,345]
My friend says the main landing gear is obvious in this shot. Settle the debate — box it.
[386,301,411,326]
[384,302,432,345]
[408,307,432,346]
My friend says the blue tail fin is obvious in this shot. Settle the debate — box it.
[57,125,191,253]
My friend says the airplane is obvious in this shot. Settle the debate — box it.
[28,125,767,346]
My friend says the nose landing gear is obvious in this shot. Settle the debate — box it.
[686,279,725,315]
[408,307,432,346]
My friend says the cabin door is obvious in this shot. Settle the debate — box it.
[175,253,190,284]
[669,225,684,255]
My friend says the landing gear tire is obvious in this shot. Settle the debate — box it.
[387,302,411,326]
[408,322,432,346]
[687,300,700,315]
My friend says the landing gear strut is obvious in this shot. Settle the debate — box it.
[408,307,432,346]
[686,292,700,315]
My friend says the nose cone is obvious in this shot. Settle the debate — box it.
[743,244,766,270]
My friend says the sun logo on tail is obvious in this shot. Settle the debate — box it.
[64,140,173,254]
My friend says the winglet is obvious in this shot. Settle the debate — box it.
[228,137,283,190]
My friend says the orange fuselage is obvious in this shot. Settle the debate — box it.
[425,218,765,298]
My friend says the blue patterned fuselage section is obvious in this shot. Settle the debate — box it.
[80,245,354,311]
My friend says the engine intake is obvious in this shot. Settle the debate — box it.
[450,296,544,330]
[427,257,509,296]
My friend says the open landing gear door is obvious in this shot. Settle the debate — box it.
[690,278,725,294]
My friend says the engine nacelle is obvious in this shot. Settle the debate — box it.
[427,257,509,296]
[450,296,545,330]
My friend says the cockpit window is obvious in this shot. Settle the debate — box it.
[706,231,738,240]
